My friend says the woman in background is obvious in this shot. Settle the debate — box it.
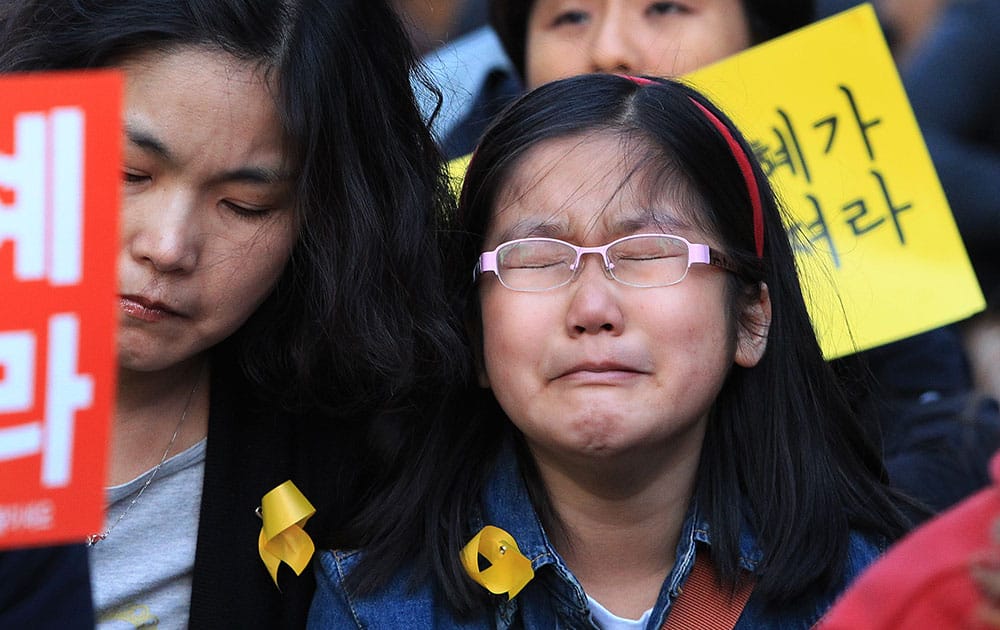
[0,0,462,626]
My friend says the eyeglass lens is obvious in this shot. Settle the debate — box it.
[496,235,691,291]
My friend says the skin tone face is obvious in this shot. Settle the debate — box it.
[478,133,768,474]
[116,47,297,378]
[525,0,753,88]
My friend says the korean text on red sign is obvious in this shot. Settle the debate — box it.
[0,70,120,548]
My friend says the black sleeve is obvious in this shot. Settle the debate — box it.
[0,544,94,629]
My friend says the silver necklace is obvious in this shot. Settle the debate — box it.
[87,370,203,546]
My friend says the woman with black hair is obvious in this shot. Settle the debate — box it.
[436,0,814,158]
[0,1,463,627]
[309,74,912,629]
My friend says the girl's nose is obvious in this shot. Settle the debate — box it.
[565,255,625,336]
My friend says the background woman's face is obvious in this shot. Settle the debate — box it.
[116,47,298,374]
[525,0,752,88]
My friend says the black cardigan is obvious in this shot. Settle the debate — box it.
[188,368,359,628]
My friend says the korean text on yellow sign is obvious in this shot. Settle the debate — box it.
[686,3,983,358]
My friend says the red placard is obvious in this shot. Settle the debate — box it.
[0,70,120,548]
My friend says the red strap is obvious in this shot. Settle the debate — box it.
[661,549,755,630]
[688,99,765,259]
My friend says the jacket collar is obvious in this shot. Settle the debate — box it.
[474,437,765,587]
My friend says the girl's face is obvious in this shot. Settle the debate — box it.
[477,134,768,466]
[116,47,297,374]
[525,0,752,89]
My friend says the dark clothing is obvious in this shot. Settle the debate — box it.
[441,65,521,159]
[0,544,94,629]
[884,393,1000,514]
[862,326,972,403]
[189,366,362,628]
[903,0,1000,304]
[858,327,1000,515]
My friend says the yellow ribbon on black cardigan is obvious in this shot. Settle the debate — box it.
[257,480,315,586]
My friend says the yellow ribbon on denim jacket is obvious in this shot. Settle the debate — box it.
[461,525,535,599]
[258,480,315,586]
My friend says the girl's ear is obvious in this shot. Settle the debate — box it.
[468,310,491,388]
[735,282,771,368]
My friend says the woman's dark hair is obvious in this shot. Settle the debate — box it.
[0,0,465,422]
[490,0,817,80]
[347,73,910,612]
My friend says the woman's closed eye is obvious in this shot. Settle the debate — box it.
[221,199,279,219]
[122,169,151,185]
[646,1,687,17]
[551,9,590,28]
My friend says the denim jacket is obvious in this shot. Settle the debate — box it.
[309,444,885,629]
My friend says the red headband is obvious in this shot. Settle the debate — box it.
[623,75,764,258]
[688,99,764,258]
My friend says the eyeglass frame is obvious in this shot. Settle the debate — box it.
[474,233,738,292]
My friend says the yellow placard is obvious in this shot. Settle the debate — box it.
[685,3,984,358]
[448,153,472,199]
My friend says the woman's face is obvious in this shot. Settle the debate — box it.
[524,0,752,89]
[477,134,767,466]
[116,47,297,374]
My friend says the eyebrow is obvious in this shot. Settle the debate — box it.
[496,219,566,243]
[124,122,292,186]
[616,210,690,234]
[496,208,690,243]
[125,124,173,162]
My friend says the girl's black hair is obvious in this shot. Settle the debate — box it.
[347,74,910,612]
[0,0,466,422]
[490,0,817,81]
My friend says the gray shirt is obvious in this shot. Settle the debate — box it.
[88,439,206,630]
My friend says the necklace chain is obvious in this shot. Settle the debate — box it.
[87,369,204,547]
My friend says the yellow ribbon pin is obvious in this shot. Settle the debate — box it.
[257,480,316,586]
[460,525,535,599]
